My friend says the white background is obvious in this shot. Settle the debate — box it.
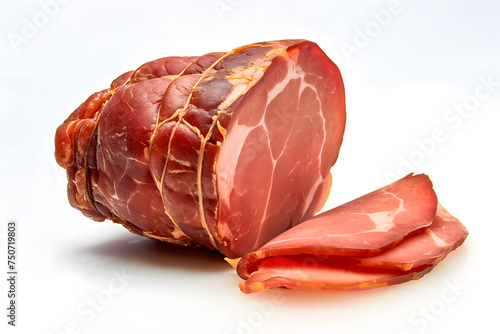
[1,0,499,333]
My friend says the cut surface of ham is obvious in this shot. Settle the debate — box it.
[54,39,346,258]
[236,176,468,294]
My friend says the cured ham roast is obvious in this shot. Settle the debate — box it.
[55,39,345,258]
[55,39,468,293]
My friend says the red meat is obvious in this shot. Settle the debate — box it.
[54,39,346,258]
[236,175,468,293]
[55,40,468,293]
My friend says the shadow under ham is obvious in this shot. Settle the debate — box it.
[74,234,229,273]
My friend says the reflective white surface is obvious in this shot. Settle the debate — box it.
[1,0,499,333]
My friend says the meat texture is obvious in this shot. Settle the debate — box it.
[55,39,468,294]
[236,174,469,293]
[55,39,346,258]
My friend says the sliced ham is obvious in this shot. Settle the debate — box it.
[350,203,469,271]
[237,173,438,278]
[239,256,436,293]
[237,176,468,293]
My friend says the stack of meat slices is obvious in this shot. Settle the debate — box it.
[234,173,469,293]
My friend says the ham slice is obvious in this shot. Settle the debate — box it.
[350,203,469,271]
[239,257,436,293]
[237,173,438,278]
[237,175,468,293]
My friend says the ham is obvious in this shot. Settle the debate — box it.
[350,203,469,271]
[236,176,468,293]
[239,257,436,293]
[54,39,346,258]
[238,173,438,273]
[55,39,468,294]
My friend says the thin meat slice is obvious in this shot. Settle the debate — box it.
[350,203,469,271]
[239,255,436,293]
[237,173,437,279]
[236,198,468,293]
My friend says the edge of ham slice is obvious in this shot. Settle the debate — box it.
[235,174,468,294]
[239,256,436,293]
